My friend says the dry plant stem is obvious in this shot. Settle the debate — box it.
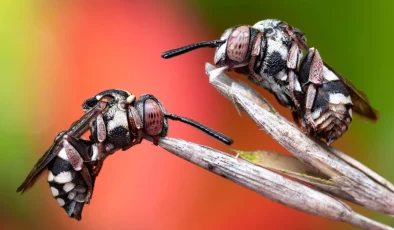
[205,63,394,215]
[237,150,361,204]
[159,137,392,230]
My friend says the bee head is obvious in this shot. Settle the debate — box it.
[134,95,169,140]
[134,95,233,146]
[214,26,253,68]
[161,26,253,70]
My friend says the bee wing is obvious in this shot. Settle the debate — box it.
[17,100,109,194]
[324,63,379,121]
[16,139,63,193]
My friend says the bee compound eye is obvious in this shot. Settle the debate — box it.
[144,99,164,137]
[227,26,250,62]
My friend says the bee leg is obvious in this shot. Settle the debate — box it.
[248,32,264,83]
[66,136,92,161]
[64,106,110,202]
[291,111,302,127]
[66,136,97,203]
[67,100,108,138]
[283,24,309,50]
[123,106,144,151]
[92,143,106,177]
[79,167,94,203]
[249,57,263,83]
[305,85,318,129]
[289,70,300,108]
[96,114,107,143]
[62,135,94,203]
[287,42,302,109]
[91,114,109,177]
[304,48,324,130]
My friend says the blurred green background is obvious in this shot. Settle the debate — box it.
[1,0,393,229]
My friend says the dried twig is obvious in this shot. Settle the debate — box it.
[158,137,392,230]
[205,63,394,216]
[146,62,394,229]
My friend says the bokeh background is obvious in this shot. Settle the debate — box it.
[1,0,393,229]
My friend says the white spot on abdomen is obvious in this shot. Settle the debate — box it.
[68,191,76,200]
[50,187,59,197]
[323,66,339,81]
[48,171,54,182]
[329,93,352,104]
[315,112,332,126]
[311,108,322,120]
[74,185,87,193]
[58,148,69,161]
[330,104,347,114]
[75,193,87,203]
[91,144,98,161]
[63,182,75,192]
[54,171,73,183]
[57,198,65,206]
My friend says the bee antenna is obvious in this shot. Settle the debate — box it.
[164,113,233,145]
[161,40,225,59]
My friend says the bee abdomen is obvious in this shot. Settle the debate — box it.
[314,106,352,144]
[309,82,353,144]
[47,148,90,220]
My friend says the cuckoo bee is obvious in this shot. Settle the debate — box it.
[17,89,233,220]
[162,19,379,145]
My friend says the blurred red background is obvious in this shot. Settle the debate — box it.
[4,1,392,230]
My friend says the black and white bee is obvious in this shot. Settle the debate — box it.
[162,19,379,145]
[17,89,233,220]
